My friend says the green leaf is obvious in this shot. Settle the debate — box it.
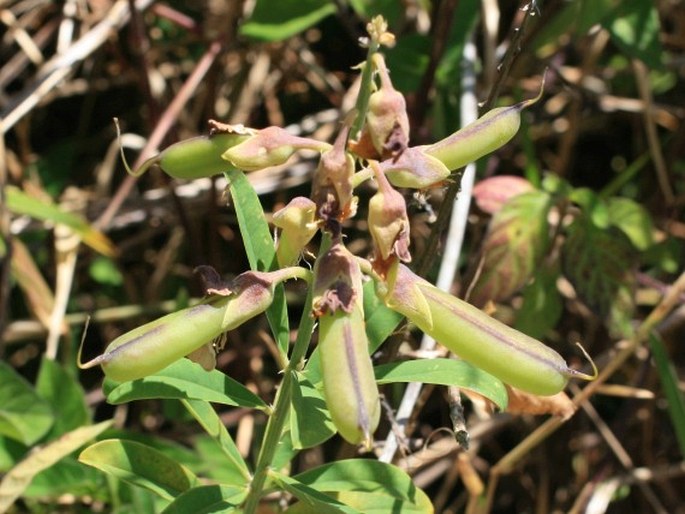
[161,484,247,514]
[182,399,251,485]
[290,460,433,514]
[0,420,111,512]
[5,185,115,256]
[514,265,563,340]
[649,332,685,457]
[227,168,290,358]
[24,457,104,499]
[290,373,335,449]
[531,0,620,55]
[363,279,403,353]
[374,359,508,410]
[106,358,267,411]
[35,357,90,439]
[604,0,663,67]
[0,361,53,445]
[287,490,433,514]
[385,35,430,93]
[240,0,337,41]
[561,216,636,337]
[347,0,403,26]
[89,256,124,286]
[79,439,198,501]
[469,191,553,307]
[607,197,654,251]
[270,471,362,514]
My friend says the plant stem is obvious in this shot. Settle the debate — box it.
[240,240,323,513]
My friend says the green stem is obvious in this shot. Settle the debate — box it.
[240,238,328,513]
[351,40,379,139]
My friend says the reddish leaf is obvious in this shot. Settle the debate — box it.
[472,175,535,215]
[468,191,552,307]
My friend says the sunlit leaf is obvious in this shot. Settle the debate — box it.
[290,373,335,450]
[161,484,247,514]
[0,362,53,445]
[374,359,507,410]
[240,0,336,41]
[469,190,553,306]
[288,460,433,514]
[270,471,362,514]
[79,439,198,501]
[6,185,115,256]
[607,197,654,251]
[0,421,111,513]
[604,0,663,67]
[227,168,290,358]
[106,358,266,410]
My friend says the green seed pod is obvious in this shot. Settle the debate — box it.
[318,305,381,449]
[424,86,543,171]
[79,270,303,382]
[127,133,249,178]
[382,263,593,396]
[313,243,380,448]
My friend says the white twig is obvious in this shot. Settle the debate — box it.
[379,38,479,463]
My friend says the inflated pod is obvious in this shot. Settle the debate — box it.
[381,264,593,396]
[313,243,380,448]
[318,305,381,449]
[129,133,249,178]
[424,86,543,171]
[80,269,304,382]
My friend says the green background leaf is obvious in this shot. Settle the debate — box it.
[375,359,508,410]
[79,439,198,501]
[0,362,53,445]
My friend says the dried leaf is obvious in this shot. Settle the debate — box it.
[506,386,576,419]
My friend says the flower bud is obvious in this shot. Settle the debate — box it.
[80,269,299,382]
[380,263,589,396]
[222,126,330,172]
[313,243,380,448]
[368,162,411,263]
[128,133,250,179]
[377,146,451,189]
[272,197,318,267]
